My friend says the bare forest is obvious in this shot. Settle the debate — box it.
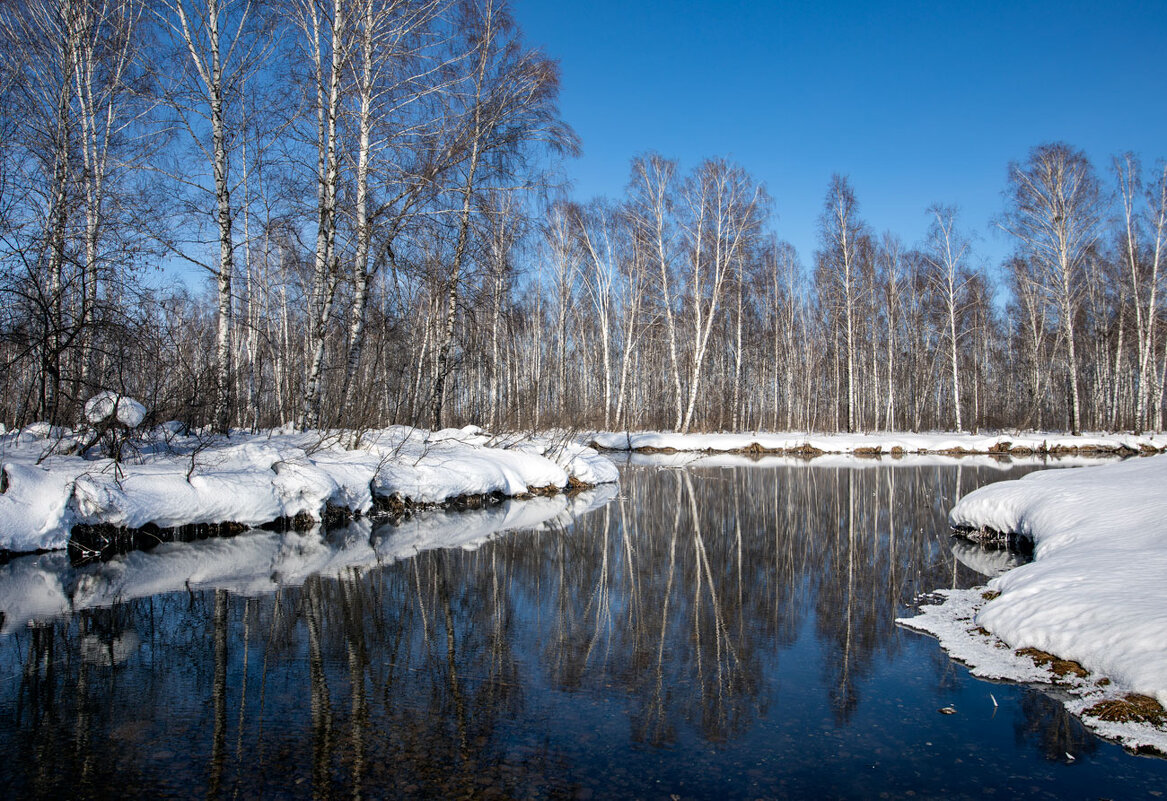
[2,0,1166,436]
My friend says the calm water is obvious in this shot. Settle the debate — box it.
[2,459,1165,800]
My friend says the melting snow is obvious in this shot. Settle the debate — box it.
[900,453,1167,753]
[0,424,618,554]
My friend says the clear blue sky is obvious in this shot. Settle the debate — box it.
[515,0,1167,272]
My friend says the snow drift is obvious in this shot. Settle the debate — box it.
[901,453,1167,753]
[0,425,618,554]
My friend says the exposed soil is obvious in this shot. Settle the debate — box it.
[952,525,1034,555]
[1017,647,1091,680]
[1086,694,1167,726]
[593,439,1163,458]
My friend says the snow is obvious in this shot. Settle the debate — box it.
[0,462,81,552]
[84,391,147,428]
[620,450,1115,472]
[0,424,618,554]
[588,429,1166,455]
[900,453,1167,753]
[0,484,616,633]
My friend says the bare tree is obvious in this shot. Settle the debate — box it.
[676,159,766,433]
[575,200,622,427]
[1001,143,1104,435]
[430,0,574,429]
[296,0,348,429]
[922,204,972,431]
[817,175,866,433]
[156,0,271,431]
[627,153,684,430]
[1115,154,1167,432]
[338,0,448,418]
[877,233,904,430]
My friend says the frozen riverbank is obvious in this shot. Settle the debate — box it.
[900,454,1167,754]
[0,483,616,634]
[0,424,618,555]
[589,429,1167,456]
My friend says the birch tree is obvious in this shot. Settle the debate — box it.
[430,0,573,429]
[296,0,348,428]
[1002,143,1104,435]
[817,175,866,433]
[627,153,684,430]
[338,0,448,417]
[612,215,650,429]
[68,0,151,398]
[1115,154,1167,432]
[922,204,971,431]
[156,0,268,431]
[541,201,579,419]
[675,159,765,433]
[877,234,904,430]
[575,200,622,428]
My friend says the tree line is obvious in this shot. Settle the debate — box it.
[2,0,1164,435]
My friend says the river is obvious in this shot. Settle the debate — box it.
[2,458,1164,798]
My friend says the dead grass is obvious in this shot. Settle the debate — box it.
[1017,647,1090,679]
[1085,694,1167,726]
[525,484,559,497]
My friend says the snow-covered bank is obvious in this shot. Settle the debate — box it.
[900,454,1167,753]
[0,483,617,633]
[0,425,618,555]
[589,430,1167,456]
[620,450,1118,471]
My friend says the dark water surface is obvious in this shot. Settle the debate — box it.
[2,459,1166,800]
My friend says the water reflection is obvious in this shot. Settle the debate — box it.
[2,462,1164,800]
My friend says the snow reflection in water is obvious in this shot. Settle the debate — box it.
[1,461,1165,800]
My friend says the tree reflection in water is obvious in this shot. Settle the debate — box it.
[2,460,1163,799]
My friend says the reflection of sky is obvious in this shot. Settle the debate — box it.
[1,463,1165,797]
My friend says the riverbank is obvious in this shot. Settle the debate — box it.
[0,483,616,633]
[588,430,1167,456]
[899,453,1167,754]
[0,424,618,556]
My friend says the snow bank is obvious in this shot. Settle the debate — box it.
[621,450,1113,471]
[0,484,616,633]
[0,463,80,552]
[588,430,1166,455]
[947,455,1167,702]
[0,425,618,554]
[900,453,1167,753]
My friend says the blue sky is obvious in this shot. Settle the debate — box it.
[515,0,1167,273]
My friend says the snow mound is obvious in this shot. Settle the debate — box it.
[84,392,147,428]
[901,453,1167,754]
[0,425,618,554]
[945,455,1167,704]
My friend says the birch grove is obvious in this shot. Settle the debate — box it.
[0,3,1164,436]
